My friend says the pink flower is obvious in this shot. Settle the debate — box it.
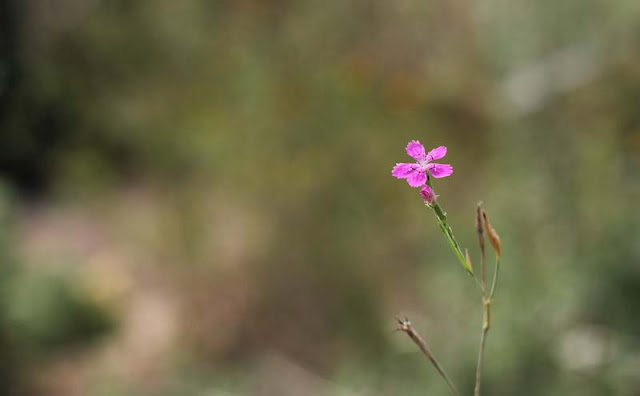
[392,140,453,187]
[420,185,437,204]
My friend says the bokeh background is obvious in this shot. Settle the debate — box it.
[1,1,640,395]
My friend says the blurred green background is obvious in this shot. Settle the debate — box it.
[1,1,640,395]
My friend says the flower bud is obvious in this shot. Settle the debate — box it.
[420,185,436,204]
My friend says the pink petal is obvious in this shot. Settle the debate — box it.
[426,146,447,161]
[406,169,427,187]
[420,185,436,204]
[392,163,417,179]
[406,140,426,160]
[426,163,453,178]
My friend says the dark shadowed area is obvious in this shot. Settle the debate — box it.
[1,1,640,395]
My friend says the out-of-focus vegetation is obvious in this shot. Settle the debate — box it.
[1,1,640,395]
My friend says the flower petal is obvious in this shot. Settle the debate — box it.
[426,146,447,161]
[406,140,426,160]
[426,163,453,178]
[406,169,427,187]
[392,163,418,179]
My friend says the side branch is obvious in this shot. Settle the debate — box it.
[396,316,460,396]
[475,204,501,396]
[474,203,488,396]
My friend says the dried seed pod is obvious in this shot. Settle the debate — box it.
[482,211,501,258]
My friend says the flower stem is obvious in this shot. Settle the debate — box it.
[474,299,490,396]
[433,204,467,271]
[396,317,460,396]
[476,256,499,395]
[474,204,491,396]
[426,179,473,276]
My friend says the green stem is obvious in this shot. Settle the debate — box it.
[474,300,490,396]
[425,177,474,277]
[429,201,473,276]
[474,209,488,396]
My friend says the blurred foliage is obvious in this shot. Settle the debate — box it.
[1,0,640,395]
[4,271,114,351]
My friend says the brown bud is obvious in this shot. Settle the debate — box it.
[482,211,501,258]
[475,203,484,238]
[476,202,485,252]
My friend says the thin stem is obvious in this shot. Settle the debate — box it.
[474,300,490,396]
[426,177,473,276]
[432,203,468,270]
[474,204,489,396]
[396,317,460,396]
[476,256,500,395]
[426,177,481,291]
